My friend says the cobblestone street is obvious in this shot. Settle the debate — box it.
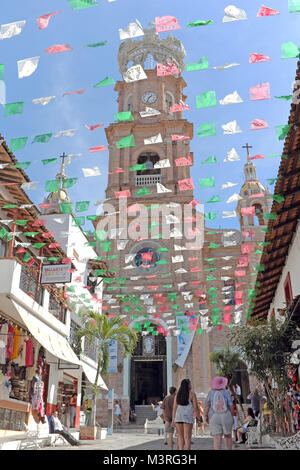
[40,427,249,451]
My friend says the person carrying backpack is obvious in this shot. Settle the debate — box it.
[204,376,234,450]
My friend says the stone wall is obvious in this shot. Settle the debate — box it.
[96,397,129,427]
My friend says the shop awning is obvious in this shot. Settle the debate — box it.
[81,361,108,390]
[12,301,82,366]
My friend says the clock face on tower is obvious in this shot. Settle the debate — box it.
[142,92,157,104]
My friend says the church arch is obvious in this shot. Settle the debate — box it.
[232,359,250,403]
[165,91,175,113]
[136,152,160,175]
[125,94,133,112]
[252,203,264,226]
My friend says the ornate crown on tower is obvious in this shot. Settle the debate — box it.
[117,27,186,75]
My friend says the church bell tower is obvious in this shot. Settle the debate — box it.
[96,28,210,406]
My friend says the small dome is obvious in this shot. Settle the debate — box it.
[240,180,266,196]
[46,189,69,202]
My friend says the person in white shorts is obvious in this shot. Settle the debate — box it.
[204,377,234,450]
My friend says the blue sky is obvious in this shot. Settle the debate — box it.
[0,0,299,232]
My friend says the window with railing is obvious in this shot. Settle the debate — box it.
[83,337,99,362]
[19,265,44,305]
[48,292,66,323]
[135,174,161,186]
[135,153,162,186]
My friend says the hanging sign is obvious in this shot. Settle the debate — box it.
[41,264,72,284]
[108,340,118,373]
[174,316,196,368]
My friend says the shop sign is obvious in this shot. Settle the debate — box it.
[58,359,80,370]
[108,340,118,373]
[41,264,72,284]
[107,388,114,410]
[174,315,196,368]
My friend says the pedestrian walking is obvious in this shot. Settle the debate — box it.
[231,394,239,442]
[204,376,234,450]
[194,401,205,437]
[247,389,261,417]
[172,379,200,450]
[161,387,176,449]
[69,393,77,428]
[114,400,122,425]
[233,383,242,404]
[151,401,163,419]
[84,397,92,426]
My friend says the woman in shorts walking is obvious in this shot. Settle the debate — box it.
[172,379,200,450]
[204,376,234,450]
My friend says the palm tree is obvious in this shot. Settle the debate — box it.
[77,312,138,427]
[209,346,240,392]
[209,347,245,418]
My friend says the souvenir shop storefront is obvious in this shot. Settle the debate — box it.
[0,312,46,435]
[289,297,300,432]
[0,308,82,436]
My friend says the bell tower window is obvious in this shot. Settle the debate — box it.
[135,152,161,187]
[165,92,174,113]
[137,153,160,175]
[253,203,264,226]
[126,95,133,112]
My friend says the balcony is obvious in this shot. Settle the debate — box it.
[49,292,66,323]
[0,257,69,337]
[135,174,161,187]
[19,264,44,306]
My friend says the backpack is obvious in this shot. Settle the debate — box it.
[212,390,228,414]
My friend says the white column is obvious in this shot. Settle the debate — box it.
[201,332,210,393]
[123,356,130,397]
[166,335,173,390]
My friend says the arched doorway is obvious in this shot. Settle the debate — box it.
[232,360,250,403]
[130,331,167,407]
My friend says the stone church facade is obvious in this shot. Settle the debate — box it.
[93,28,271,424]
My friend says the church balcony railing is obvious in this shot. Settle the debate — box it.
[135,174,161,187]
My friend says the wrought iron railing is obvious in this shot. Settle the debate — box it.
[19,265,43,305]
[135,174,161,187]
[49,293,66,323]
[133,334,166,357]
[83,338,99,362]
[69,321,81,356]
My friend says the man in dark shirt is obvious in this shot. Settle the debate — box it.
[161,387,176,450]
[247,389,261,417]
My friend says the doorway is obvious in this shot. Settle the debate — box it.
[131,359,166,406]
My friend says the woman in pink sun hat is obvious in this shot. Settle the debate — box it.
[204,376,234,450]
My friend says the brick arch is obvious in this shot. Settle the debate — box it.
[252,202,264,226]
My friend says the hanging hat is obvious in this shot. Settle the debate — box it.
[210,376,228,390]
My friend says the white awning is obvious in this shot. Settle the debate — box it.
[12,301,81,366]
[81,361,108,390]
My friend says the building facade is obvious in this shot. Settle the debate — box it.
[0,138,108,439]
[93,29,271,422]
